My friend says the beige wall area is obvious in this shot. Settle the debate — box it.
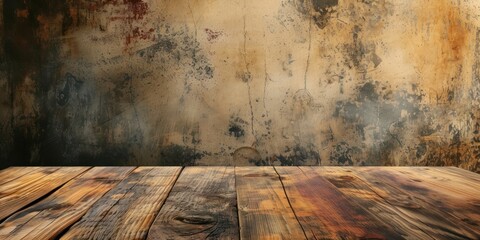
[1,0,479,172]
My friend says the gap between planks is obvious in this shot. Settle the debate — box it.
[0,166,478,240]
[272,166,309,239]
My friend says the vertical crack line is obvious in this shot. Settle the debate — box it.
[188,1,197,41]
[273,166,309,240]
[233,167,242,239]
[263,58,268,113]
[247,83,256,144]
[243,0,257,145]
[128,76,143,141]
[184,0,198,99]
[188,1,198,60]
[304,4,313,90]
[263,31,270,118]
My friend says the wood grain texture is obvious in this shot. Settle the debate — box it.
[312,167,435,239]
[148,167,238,240]
[0,167,90,221]
[0,167,59,194]
[441,167,480,182]
[0,166,478,240]
[425,167,480,191]
[235,167,306,240]
[0,167,134,240]
[276,167,399,239]
[61,167,181,240]
[0,167,41,186]
[316,168,475,239]
[354,167,480,239]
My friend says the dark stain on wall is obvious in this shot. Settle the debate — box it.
[330,142,358,165]
[229,124,245,139]
[273,144,321,166]
[228,116,247,139]
[158,144,204,166]
[295,0,339,29]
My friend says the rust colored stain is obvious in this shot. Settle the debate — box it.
[73,0,152,50]
[445,10,468,62]
[404,0,471,102]
[125,27,155,46]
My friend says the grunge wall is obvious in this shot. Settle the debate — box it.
[0,0,479,172]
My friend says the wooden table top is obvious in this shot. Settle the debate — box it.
[0,166,478,240]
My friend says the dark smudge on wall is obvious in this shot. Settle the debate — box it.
[0,0,479,172]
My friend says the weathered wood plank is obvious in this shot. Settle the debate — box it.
[354,167,480,239]
[311,167,434,239]
[425,167,480,190]
[0,166,477,240]
[0,167,42,186]
[276,167,400,239]
[0,167,90,221]
[235,167,306,240]
[147,167,238,240]
[0,167,134,240]
[440,167,480,181]
[61,167,181,240]
[0,167,59,194]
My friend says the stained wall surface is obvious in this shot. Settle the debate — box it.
[0,0,479,172]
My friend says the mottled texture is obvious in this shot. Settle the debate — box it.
[0,0,479,172]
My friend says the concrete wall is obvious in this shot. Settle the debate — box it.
[1,0,479,172]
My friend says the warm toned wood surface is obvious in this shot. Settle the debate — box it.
[236,167,306,240]
[318,167,480,239]
[276,167,399,239]
[0,167,134,240]
[356,167,480,238]
[62,167,181,240]
[0,166,478,240]
[148,167,238,240]
[0,167,90,221]
[314,167,439,239]
[0,167,41,186]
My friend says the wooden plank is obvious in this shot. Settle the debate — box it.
[276,167,400,239]
[313,167,436,239]
[426,167,480,190]
[372,167,480,192]
[0,167,134,240]
[61,167,181,240]
[353,167,480,239]
[441,167,480,181]
[0,167,42,186]
[402,167,480,200]
[147,167,238,240]
[0,167,59,195]
[235,167,306,240]
[0,167,90,221]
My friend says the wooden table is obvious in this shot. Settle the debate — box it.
[0,166,478,239]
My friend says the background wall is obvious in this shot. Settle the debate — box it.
[0,0,479,172]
